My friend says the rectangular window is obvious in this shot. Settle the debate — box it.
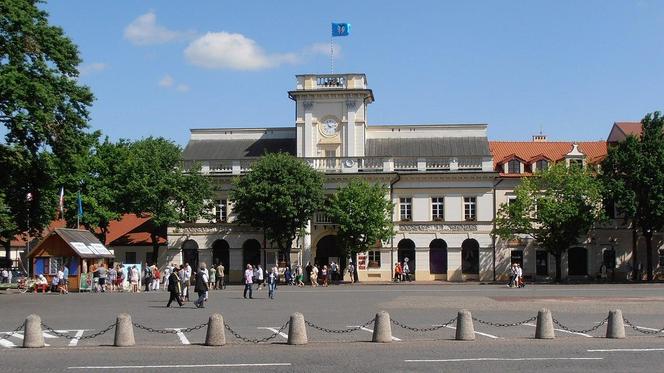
[507,160,521,174]
[464,197,477,221]
[507,196,517,206]
[510,250,523,266]
[49,257,63,275]
[400,198,412,221]
[368,250,381,268]
[125,252,136,264]
[431,197,444,221]
[216,199,227,222]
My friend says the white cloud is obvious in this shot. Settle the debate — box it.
[124,11,184,46]
[176,84,190,92]
[158,74,174,87]
[79,62,108,76]
[184,32,298,70]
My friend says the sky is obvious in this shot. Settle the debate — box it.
[39,0,664,146]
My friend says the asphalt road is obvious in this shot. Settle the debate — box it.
[1,283,664,372]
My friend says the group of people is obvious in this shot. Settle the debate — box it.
[393,261,412,282]
[283,261,354,287]
[508,263,525,288]
[165,261,228,308]
[1,267,13,284]
[243,264,279,299]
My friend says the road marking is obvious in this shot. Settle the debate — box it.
[433,324,500,339]
[166,328,190,345]
[51,330,90,347]
[258,327,288,339]
[347,325,401,341]
[523,323,592,338]
[0,338,17,348]
[0,331,52,346]
[67,363,292,369]
[588,348,664,352]
[629,325,664,333]
[405,357,604,363]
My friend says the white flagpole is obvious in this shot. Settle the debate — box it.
[330,33,334,74]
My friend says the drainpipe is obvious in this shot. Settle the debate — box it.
[389,173,401,281]
[492,178,504,282]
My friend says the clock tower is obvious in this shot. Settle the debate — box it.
[288,74,374,159]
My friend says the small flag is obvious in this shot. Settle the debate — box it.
[77,191,83,218]
[59,187,64,217]
[332,22,351,37]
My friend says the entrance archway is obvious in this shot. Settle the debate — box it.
[182,240,199,270]
[461,239,479,274]
[398,239,416,274]
[242,239,261,268]
[429,239,447,274]
[315,235,345,272]
[568,247,588,276]
[212,239,230,271]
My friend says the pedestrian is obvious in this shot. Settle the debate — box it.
[56,268,68,294]
[62,264,69,293]
[194,263,209,308]
[216,262,225,290]
[130,266,139,293]
[402,261,411,282]
[50,274,59,293]
[166,267,183,307]
[244,264,254,299]
[310,265,318,287]
[143,264,151,292]
[508,263,517,287]
[108,265,117,292]
[162,264,171,291]
[321,265,328,287]
[516,263,524,288]
[151,264,160,291]
[97,263,107,292]
[208,265,216,290]
[267,266,278,299]
[256,265,264,291]
[182,263,191,301]
[394,262,402,282]
[296,264,304,287]
[305,262,313,284]
[347,262,355,284]
[1,268,7,283]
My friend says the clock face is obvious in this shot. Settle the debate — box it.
[321,119,338,136]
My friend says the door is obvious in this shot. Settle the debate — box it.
[536,250,548,276]
[568,247,588,276]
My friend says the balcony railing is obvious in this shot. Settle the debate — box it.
[188,156,493,175]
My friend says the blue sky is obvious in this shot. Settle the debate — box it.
[42,0,664,146]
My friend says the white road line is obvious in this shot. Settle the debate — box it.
[630,325,664,332]
[347,325,402,341]
[166,328,190,345]
[433,324,500,339]
[588,348,664,352]
[67,363,292,369]
[0,338,17,348]
[258,327,288,339]
[405,357,604,363]
[523,323,592,338]
[0,331,51,347]
[55,330,90,347]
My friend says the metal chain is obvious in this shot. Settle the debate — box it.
[390,316,457,332]
[622,317,664,335]
[224,320,289,343]
[132,321,208,335]
[472,315,538,327]
[0,322,26,341]
[552,317,609,334]
[41,322,117,340]
[305,318,375,334]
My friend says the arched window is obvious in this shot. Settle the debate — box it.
[429,239,447,274]
[461,239,480,274]
[398,239,416,273]
[507,160,521,174]
[181,240,199,269]
[212,239,230,268]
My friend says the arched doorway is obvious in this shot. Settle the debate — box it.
[461,239,479,274]
[212,239,230,271]
[429,239,447,274]
[182,240,199,270]
[315,235,345,272]
[568,247,588,276]
[242,239,261,268]
[398,239,416,274]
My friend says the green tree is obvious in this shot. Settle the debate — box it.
[494,162,604,282]
[326,178,394,265]
[230,153,324,260]
[602,112,664,281]
[120,137,214,262]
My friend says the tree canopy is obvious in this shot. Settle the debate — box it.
[230,153,324,258]
[601,112,664,281]
[494,162,604,282]
[326,178,394,258]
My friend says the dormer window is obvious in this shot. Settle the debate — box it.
[507,159,521,174]
[535,159,548,172]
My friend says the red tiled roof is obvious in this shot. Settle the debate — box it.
[10,219,66,247]
[489,141,607,177]
[614,122,642,138]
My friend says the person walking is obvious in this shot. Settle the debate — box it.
[508,263,517,287]
[321,265,329,287]
[108,265,117,292]
[256,265,264,291]
[97,263,107,292]
[62,264,69,293]
[347,262,355,284]
[296,264,304,287]
[244,264,254,299]
[182,263,191,301]
[394,262,402,282]
[194,263,209,308]
[216,262,225,290]
[516,263,524,288]
[208,265,216,290]
[310,265,318,287]
[166,268,183,307]
[151,264,160,291]
[267,266,278,299]
[402,261,411,282]
[162,264,171,291]
[130,266,139,293]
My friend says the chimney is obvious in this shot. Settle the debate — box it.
[532,134,547,142]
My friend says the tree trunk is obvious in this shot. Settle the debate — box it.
[632,226,639,282]
[645,230,653,282]
[554,253,562,283]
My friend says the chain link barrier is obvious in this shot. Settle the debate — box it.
[390,316,457,332]
[132,321,208,335]
[41,321,117,340]
[305,318,375,334]
[224,320,289,344]
[622,317,664,335]
[472,315,538,327]
[0,322,25,341]
[551,316,609,334]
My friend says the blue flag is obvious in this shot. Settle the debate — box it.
[332,23,351,37]
[77,191,83,217]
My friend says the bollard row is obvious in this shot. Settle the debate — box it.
[11,308,662,348]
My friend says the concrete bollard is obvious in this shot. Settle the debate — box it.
[535,308,555,339]
[23,314,45,348]
[114,313,135,347]
[372,311,392,343]
[606,309,626,339]
[205,313,226,346]
[455,309,475,341]
[287,312,307,345]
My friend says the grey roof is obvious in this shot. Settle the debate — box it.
[365,137,491,157]
[51,229,114,259]
[183,139,296,160]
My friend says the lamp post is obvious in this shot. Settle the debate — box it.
[25,192,32,272]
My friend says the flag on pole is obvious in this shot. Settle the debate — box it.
[332,23,351,37]
[77,191,83,218]
[59,187,64,217]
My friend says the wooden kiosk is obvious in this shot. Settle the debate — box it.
[28,228,114,292]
